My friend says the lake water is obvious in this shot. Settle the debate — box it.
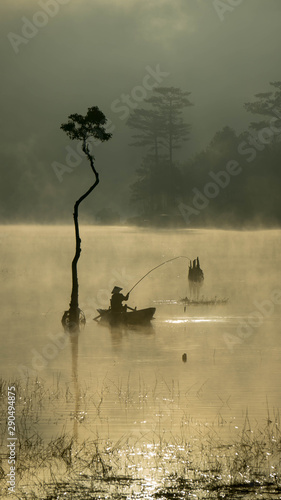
[0,226,281,499]
[1,225,281,497]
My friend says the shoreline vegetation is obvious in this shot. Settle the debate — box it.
[0,377,280,499]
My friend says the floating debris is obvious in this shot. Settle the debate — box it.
[154,297,229,306]
[180,296,229,306]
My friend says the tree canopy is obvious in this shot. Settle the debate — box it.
[127,86,192,218]
[244,81,281,135]
[61,106,112,144]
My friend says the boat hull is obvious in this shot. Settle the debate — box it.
[97,307,156,325]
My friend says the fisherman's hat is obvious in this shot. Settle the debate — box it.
[111,286,123,294]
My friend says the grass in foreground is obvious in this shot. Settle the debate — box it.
[0,377,280,499]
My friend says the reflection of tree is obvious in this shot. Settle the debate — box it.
[60,106,112,332]
[58,107,111,440]
[70,332,79,441]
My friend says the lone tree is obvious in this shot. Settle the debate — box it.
[127,107,166,166]
[127,86,192,214]
[60,106,112,331]
[147,87,192,170]
[128,86,192,168]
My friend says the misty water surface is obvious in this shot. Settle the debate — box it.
[1,225,281,443]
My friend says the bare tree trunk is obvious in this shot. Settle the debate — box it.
[67,141,99,330]
[68,201,82,328]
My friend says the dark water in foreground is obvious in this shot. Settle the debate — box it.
[0,225,281,498]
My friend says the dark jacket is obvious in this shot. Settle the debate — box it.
[110,292,129,312]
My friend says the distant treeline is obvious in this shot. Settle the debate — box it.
[128,83,281,228]
[1,84,280,227]
[177,125,281,227]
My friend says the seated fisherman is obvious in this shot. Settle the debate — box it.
[110,286,130,313]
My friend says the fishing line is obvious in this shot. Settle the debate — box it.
[128,256,191,294]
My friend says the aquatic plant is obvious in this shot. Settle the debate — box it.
[0,377,280,499]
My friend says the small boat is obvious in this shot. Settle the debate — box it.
[95,307,156,325]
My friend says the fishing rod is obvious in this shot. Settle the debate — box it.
[93,255,192,322]
[127,255,191,295]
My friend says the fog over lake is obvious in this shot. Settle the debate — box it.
[1,225,280,443]
[1,0,281,496]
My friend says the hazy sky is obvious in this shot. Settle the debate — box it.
[1,0,281,221]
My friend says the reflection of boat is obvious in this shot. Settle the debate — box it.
[96,307,156,325]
